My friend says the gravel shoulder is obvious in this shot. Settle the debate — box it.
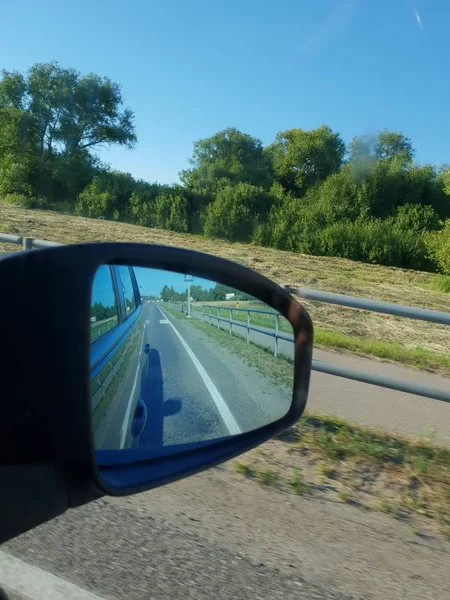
[3,465,449,600]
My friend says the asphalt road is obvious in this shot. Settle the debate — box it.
[2,465,449,600]
[133,303,292,447]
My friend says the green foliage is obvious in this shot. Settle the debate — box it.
[269,125,345,195]
[0,193,37,208]
[203,182,270,241]
[394,203,441,232]
[180,127,272,192]
[0,62,136,203]
[76,171,136,220]
[375,129,415,163]
[426,220,450,274]
[154,192,189,232]
[0,63,448,274]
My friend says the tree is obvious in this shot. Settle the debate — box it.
[0,62,136,202]
[0,107,37,196]
[180,128,272,192]
[202,182,271,242]
[426,220,450,274]
[0,62,136,155]
[268,125,345,195]
[375,129,415,163]
[76,171,136,219]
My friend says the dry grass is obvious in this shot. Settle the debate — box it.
[1,205,449,368]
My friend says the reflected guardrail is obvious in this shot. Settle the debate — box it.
[199,304,450,404]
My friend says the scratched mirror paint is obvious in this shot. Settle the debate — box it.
[90,265,294,454]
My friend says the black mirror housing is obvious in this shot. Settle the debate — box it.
[0,243,313,540]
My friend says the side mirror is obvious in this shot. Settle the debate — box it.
[0,243,313,501]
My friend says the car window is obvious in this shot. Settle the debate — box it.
[117,266,137,317]
[90,266,119,342]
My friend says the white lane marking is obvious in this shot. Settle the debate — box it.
[0,550,106,600]
[119,323,147,449]
[159,319,169,324]
[158,307,241,435]
[145,319,150,324]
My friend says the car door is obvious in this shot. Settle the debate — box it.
[90,265,145,450]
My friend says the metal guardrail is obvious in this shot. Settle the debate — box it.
[282,285,450,327]
[200,303,450,404]
[201,304,288,358]
[0,233,61,250]
[2,233,450,403]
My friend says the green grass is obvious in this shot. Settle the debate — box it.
[234,462,254,477]
[283,413,450,533]
[314,327,450,375]
[316,463,336,479]
[234,462,280,486]
[429,274,450,294]
[377,496,394,515]
[288,467,308,495]
[255,467,279,486]
[292,413,450,468]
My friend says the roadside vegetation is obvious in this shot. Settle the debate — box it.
[1,61,450,278]
[232,413,450,541]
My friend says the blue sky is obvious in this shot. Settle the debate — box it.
[134,268,214,297]
[1,0,448,184]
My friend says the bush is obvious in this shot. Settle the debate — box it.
[426,220,450,274]
[0,193,37,209]
[394,203,441,232]
[295,217,430,270]
[75,180,111,218]
[154,193,189,232]
[203,182,270,242]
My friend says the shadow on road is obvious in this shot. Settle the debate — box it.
[138,349,181,448]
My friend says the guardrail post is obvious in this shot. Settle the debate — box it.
[209,305,212,325]
[274,313,279,358]
[22,237,33,251]
[217,307,220,329]
[246,310,250,344]
[229,308,232,334]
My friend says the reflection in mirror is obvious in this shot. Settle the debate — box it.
[90,265,295,457]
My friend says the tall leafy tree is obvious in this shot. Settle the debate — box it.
[268,125,345,196]
[0,62,136,155]
[180,128,272,192]
[375,129,415,163]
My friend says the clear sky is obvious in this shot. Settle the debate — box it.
[134,268,215,297]
[1,0,447,184]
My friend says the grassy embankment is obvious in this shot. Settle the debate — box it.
[1,203,449,375]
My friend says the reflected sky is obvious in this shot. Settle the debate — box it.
[133,267,216,297]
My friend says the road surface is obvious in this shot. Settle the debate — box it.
[2,465,449,600]
[96,302,294,452]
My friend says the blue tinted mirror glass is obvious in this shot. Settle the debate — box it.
[90,265,294,457]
